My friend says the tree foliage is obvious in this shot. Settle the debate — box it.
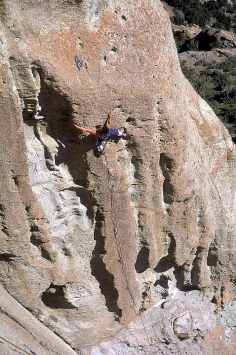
[165,0,236,31]
[181,57,236,140]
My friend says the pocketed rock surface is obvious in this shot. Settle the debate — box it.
[0,1,235,354]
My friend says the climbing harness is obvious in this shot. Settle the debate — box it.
[95,137,107,155]
[95,128,126,155]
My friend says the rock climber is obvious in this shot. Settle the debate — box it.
[73,113,127,154]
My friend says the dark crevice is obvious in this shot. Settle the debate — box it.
[111,47,118,53]
[155,234,199,291]
[126,116,136,125]
[90,209,122,321]
[36,66,93,187]
[139,288,151,312]
[0,203,9,236]
[174,264,200,291]
[163,180,175,204]
[11,170,19,186]
[41,283,77,309]
[155,233,176,273]
[159,153,175,204]
[207,242,218,267]
[135,245,150,273]
[40,247,52,261]
[211,295,217,304]
[154,275,169,298]
[62,247,72,257]
[180,31,217,52]
[131,156,142,180]
[30,231,41,247]
[155,274,169,289]
[191,246,205,288]
[30,236,52,262]
[64,186,96,222]
[0,253,17,261]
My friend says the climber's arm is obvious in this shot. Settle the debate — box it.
[73,123,97,136]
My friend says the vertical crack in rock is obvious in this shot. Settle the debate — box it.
[155,233,176,273]
[159,153,175,205]
[207,241,218,268]
[126,138,151,274]
[0,204,9,236]
[90,209,122,321]
[191,246,205,288]
[135,243,150,273]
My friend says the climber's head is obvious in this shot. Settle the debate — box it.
[96,125,108,135]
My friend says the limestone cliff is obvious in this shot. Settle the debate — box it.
[0,1,235,354]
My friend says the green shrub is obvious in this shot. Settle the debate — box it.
[165,0,236,32]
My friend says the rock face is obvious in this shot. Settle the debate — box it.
[91,291,218,355]
[0,0,236,354]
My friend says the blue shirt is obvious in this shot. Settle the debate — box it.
[104,128,121,140]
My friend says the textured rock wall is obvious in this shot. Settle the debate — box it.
[0,0,236,353]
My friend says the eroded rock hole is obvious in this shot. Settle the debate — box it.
[90,209,122,320]
[111,47,118,53]
[41,283,77,309]
[126,116,136,125]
